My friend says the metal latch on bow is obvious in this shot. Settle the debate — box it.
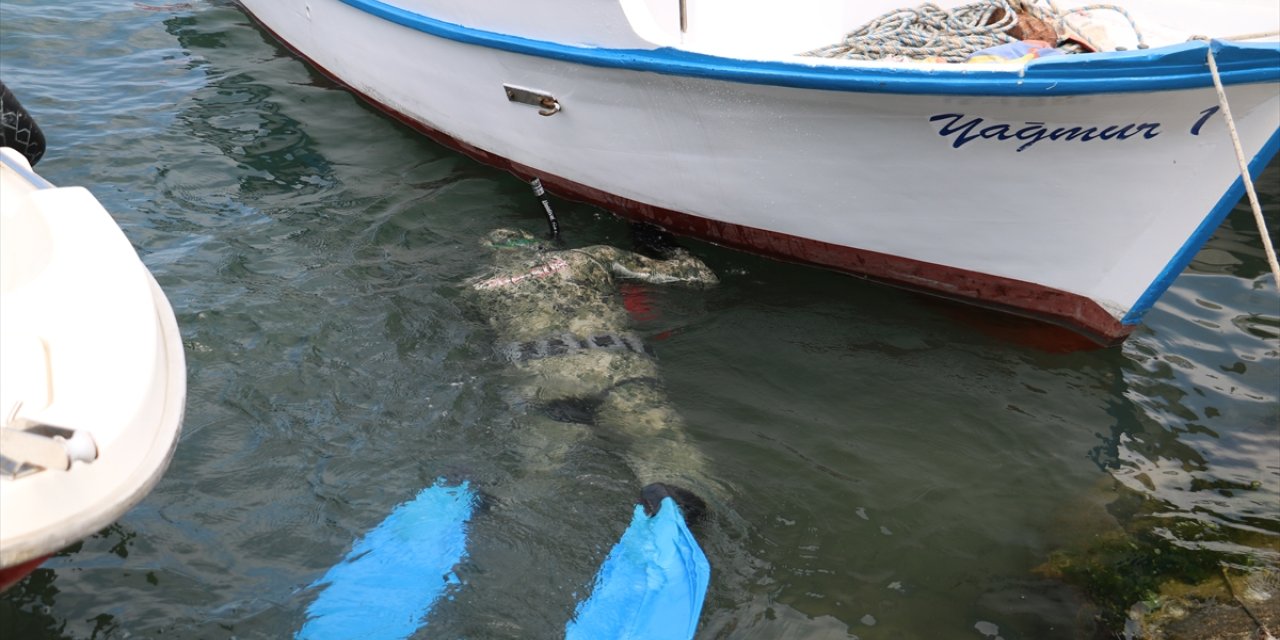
[503,84,561,116]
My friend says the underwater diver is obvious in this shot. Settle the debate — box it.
[469,227,720,499]
[298,226,722,640]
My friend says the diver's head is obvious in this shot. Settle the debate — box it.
[482,228,544,251]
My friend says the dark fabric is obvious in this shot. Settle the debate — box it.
[0,81,47,166]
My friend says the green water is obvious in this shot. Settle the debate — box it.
[1,2,1277,638]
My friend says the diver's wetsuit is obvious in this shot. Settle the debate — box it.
[468,228,720,498]
[346,228,724,638]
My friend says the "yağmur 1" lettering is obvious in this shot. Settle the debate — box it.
[928,113,1162,152]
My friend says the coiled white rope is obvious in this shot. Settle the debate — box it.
[1201,38,1280,285]
[805,0,1020,61]
[805,0,1146,61]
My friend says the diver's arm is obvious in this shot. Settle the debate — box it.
[583,246,719,287]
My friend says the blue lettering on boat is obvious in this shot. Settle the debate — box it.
[980,123,1014,141]
[1190,106,1220,135]
[929,113,983,149]
[929,113,1163,151]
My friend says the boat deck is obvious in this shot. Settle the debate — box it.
[627,0,1279,63]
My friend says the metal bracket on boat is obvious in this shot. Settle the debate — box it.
[0,420,99,479]
[503,84,561,116]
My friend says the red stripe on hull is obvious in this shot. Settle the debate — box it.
[0,554,49,593]
[541,177,1130,346]
[242,12,1134,347]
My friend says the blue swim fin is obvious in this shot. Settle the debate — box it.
[565,496,710,640]
[297,479,476,640]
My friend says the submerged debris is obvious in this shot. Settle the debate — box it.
[1134,566,1279,640]
[1036,484,1280,639]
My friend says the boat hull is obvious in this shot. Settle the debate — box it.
[0,149,186,585]
[237,0,1280,344]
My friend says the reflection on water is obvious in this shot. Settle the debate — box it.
[1115,185,1279,555]
[0,1,1277,638]
[1053,172,1280,633]
[1,567,70,640]
[0,525,138,640]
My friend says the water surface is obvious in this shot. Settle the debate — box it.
[1,3,1277,638]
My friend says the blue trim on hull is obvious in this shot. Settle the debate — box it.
[337,0,1280,96]
[1122,128,1280,325]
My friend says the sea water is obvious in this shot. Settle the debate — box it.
[1,2,1276,638]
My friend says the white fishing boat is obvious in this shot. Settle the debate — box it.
[237,0,1279,344]
[0,142,186,590]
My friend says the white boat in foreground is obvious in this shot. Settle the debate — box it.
[0,144,186,591]
[237,0,1279,344]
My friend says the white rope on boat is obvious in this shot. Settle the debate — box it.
[804,0,1020,61]
[1208,30,1280,42]
[1200,38,1280,286]
[1214,30,1280,42]
[804,0,1146,61]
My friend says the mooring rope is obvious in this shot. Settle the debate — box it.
[804,0,1146,61]
[1199,37,1280,286]
[1220,564,1276,640]
[1214,30,1280,42]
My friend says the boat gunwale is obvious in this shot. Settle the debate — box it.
[0,150,54,190]
[338,0,1280,96]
